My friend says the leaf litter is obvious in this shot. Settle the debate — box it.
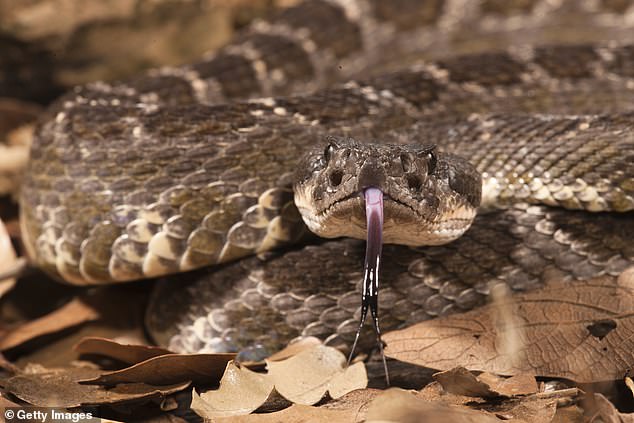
[586,393,634,422]
[74,336,173,365]
[1,325,631,421]
[1,297,100,351]
[78,352,235,386]
[267,344,367,404]
[432,367,538,398]
[206,372,577,423]
[3,260,634,420]
[0,365,190,407]
[191,362,276,418]
[383,274,634,383]
[191,344,368,419]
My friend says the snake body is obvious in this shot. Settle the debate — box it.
[19,0,634,356]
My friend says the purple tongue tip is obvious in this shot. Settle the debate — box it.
[364,187,383,207]
[346,187,389,385]
[365,188,384,217]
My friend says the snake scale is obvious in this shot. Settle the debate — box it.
[19,0,634,358]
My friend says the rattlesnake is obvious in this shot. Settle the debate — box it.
[18,0,634,358]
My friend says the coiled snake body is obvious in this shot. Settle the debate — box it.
[19,0,634,356]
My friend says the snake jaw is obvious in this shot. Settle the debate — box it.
[293,136,482,246]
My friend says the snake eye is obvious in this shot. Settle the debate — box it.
[427,151,437,175]
[418,145,437,175]
[324,143,335,164]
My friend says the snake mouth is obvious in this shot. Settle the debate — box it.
[319,191,364,217]
[299,187,476,246]
[319,190,422,221]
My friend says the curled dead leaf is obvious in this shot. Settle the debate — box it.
[191,361,275,418]
[196,386,379,422]
[0,395,20,408]
[479,373,538,397]
[212,403,364,422]
[433,367,497,398]
[0,297,100,351]
[433,367,538,398]
[384,277,634,383]
[79,352,235,386]
[328,362,367,399]
[265,336,323,362]
[267,344,367,405]
[501,396,557,423]
[191,344,368,419]
[0,366,189,407]
[74,336,172,365]
[365,388,501,423]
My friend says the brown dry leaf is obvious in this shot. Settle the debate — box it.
[328,362,367,399]
[384,276,634,383]
[192,345,368,419]
[208,388,380,422]
[434,368,538,398]
[267,344,367,405]
[320,387,381,413]
[74,336,173,365]
[499,397,557,423]
[0,218,18,298]
[552,405,584,423]
[434,367,497,397]
[477,373,538,397]
[12,285,151,369]
[586,393,634,423]
[0,297,100,351]
[418,381,486,407]
[191,361,275,418]
[265,336,322,362]
[365,388,502,423]
[79,352,235,386]
[0,394,20,408]
[213,403,363,422]
[423,380,570,422]
[0,366,189,407]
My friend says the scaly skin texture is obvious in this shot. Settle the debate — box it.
[20,46,634,285]
[147,204,633,355]
[18,0,634,354]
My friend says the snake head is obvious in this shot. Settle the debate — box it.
[293,136,482,246]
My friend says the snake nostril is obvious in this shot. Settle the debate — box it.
[329,170,343,186]
[407,174,422,191]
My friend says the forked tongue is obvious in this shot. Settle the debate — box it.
[347,187,390,386]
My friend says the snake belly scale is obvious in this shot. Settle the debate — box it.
[19,0,634,355]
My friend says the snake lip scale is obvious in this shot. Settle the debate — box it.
[316,193,474,244]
